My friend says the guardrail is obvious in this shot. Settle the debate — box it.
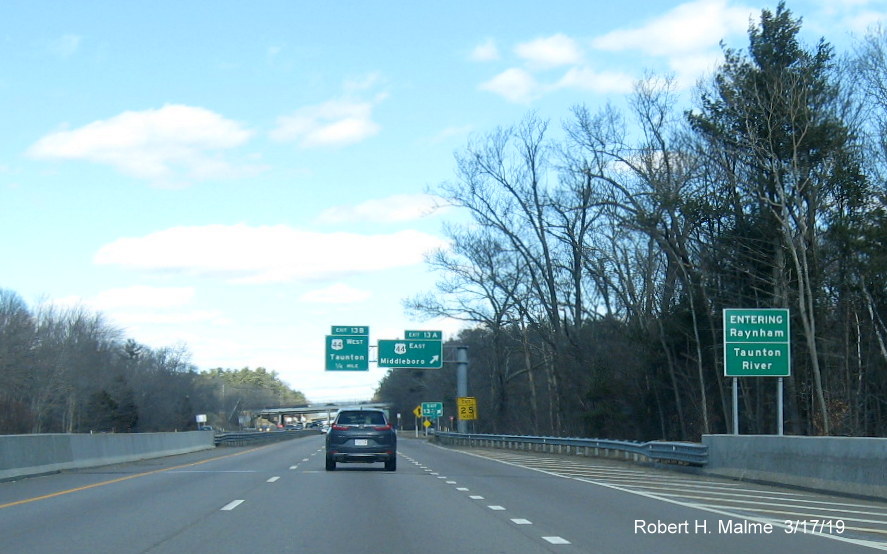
[432,432,708,466]
[213,429,320,447]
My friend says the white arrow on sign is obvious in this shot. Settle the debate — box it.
[429,355,440,365]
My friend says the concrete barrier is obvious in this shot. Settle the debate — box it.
[0,432,215,481]
[702,434,887,500]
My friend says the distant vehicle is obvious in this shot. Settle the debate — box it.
[325,408,396,471]
[284,424,301,431]
[198,426,214,431]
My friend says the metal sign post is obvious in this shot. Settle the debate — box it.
[732,378,738,435]
[778,377,784,436]
[456,346,468,434]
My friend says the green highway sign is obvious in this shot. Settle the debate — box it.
[405,330,441,340]
[723,308,790,377]
[331,325,369,336]
[377,338,442,369]
[422,401,443,418]
[325,334,369,371]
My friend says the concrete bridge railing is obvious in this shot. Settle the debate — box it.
[0,432,214,481]
[702,434,887,500]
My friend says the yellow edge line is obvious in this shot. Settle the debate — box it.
[0,444,270,510]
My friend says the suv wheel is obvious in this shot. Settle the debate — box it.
[385,457,396,471]
[325,456,336,471]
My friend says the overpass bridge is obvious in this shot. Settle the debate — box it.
[254,402,393,427]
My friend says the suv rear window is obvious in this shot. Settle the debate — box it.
[336,411,386,426]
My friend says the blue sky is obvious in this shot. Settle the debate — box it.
[2,1,884,402]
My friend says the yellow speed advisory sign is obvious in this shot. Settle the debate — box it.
[457,397,477,420]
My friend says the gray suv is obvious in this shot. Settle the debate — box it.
[325,408,397,471]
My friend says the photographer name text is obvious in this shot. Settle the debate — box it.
[634,519,846,535]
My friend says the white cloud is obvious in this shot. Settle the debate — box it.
[482,65,635,103]
[316,194,448,224]
[592,0,753,56]
[554,66,635,94]
[271,98,381,147]
[49,34,82,58]
[111,309,230,326]
[27,104,255,186]
[478,33,633,103]
[479,68,542,104]
[841,10,887,34]
[50,286,229,333]
[515,34,583,69]
[343,72,384,93]
[428,125,474,144]
[94,224,448,284]
[92,286,195,310]
[300,283,372,304]
[470,38,500,62]
[271,76,387,149]
[667,51,726,88]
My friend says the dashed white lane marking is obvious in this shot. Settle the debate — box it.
[221,500,244,511]
[267,476,280,483]
[411,449,573,547]
[289,465,298,470]
[301,458,309,462]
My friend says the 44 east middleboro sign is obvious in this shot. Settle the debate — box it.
[723,309,790,377]
[377,334,442,369]
[325,326,369,371]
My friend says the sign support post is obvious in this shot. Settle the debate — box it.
[732,378,739,435]
[412,405,422,438]
[456,346,468,434]
[778,377,784,436]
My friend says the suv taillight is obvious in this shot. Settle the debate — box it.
[332,425,348,431]
[374,425,392,431]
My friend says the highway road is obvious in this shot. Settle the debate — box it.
[1,434,885,553]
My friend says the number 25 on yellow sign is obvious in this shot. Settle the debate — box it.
[457,397,477,420]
